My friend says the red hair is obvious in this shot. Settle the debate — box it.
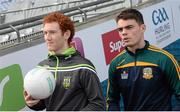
[43,12,75,44]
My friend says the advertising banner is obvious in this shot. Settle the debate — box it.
[141,1,179,48]
[0,64,25,111]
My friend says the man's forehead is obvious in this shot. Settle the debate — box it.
[117,23,135,28]
[43,22,60,29]
[117,19,138,27]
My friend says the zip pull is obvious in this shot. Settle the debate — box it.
[65,55,72,60]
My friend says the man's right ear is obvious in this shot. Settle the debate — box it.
[64,30,71,40]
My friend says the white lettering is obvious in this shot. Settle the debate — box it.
[109,40,124,53]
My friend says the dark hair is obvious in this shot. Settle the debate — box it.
[43,12,75,44]
[116,8,144,25]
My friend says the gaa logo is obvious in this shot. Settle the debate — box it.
[152,7,169,25]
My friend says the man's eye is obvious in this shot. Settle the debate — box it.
[43,32,47,35]
[50,31,57,34]
[49,31,54,34]
[118,28,123,32]
[126,26,133,29]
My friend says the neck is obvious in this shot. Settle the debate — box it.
[55,44,70,55]
[128,40,145,54]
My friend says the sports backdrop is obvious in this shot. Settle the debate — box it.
[0,0,180,110]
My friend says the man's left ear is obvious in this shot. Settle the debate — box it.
[64,30,71,40]
[141,24,146,32]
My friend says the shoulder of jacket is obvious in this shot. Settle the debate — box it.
[111,50,127,64]
[148,45,174,58]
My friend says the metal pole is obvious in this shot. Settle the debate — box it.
[9,25,21,43]
[130,0,132,8]
[78,7,87,22]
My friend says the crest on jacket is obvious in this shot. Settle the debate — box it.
[63,76,71,89]
[121,71,128,79]
[143,67,153,79]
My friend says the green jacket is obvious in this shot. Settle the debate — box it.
[107,41,180,110]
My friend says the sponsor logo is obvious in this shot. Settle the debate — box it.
[0,76,10,107]
[102,29,125,65]
[121,71,128,79]
[0,64,25,111]
[143,67,153,80]
[152,7,171,44]
[71,37,85,57]
[152,7,169,25]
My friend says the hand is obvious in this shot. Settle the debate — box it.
[24,90,40,107]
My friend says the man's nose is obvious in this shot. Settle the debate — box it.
[45,33,52,40]
[122,29,127,36]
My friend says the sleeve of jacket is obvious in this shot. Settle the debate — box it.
[162,53,180,110]
[27,100,46,111]
[79,64,106,111]
[106,60,121,111]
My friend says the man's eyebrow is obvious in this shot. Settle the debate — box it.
[117,25,134,30]
[44,29,57,32]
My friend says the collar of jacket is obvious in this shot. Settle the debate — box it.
[48,47,77,59]
[125,40,150,56]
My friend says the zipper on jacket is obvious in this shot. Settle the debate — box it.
[133,54,138,81]
[54,55,59,80]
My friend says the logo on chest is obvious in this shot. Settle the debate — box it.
[121,71,128,79]
[143,67,153,80]
[63,76,72,89]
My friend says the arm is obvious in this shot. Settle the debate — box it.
[106,62,121,111]
[79,69,106,111]
[162,54,180,110]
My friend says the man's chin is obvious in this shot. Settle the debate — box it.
[48,48,55,52]
[124,43,130,47]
